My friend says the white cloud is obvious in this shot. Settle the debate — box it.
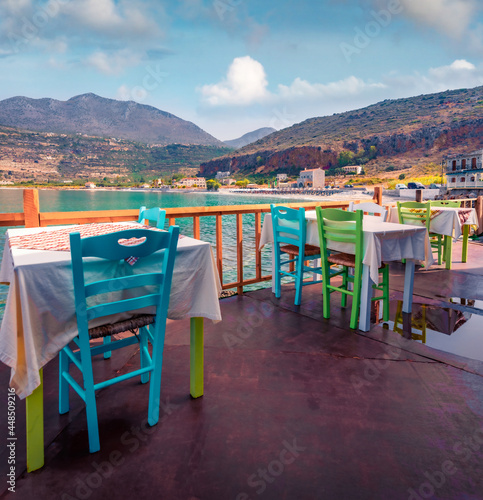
[200,56,269,105]
[63,0,161,38]
[86,49,142,75]
[200,57,387,108]
[397,0,477,39]
[428,58,475,78]
[385,59,483,93]
[278,76,386,100]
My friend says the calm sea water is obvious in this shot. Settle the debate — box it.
[0,187,308,319]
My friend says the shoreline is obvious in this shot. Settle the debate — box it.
[0,185,399,204]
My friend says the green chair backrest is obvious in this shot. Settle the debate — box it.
[430,200,461,208]
[315,207,363,259]
[138,206,166,229]
[397,201,431,230]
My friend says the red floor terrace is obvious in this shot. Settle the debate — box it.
[1,238,482,500]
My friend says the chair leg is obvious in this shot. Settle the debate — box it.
[350,267,362,330]
[437,236,442,265]
[382,265,389,322]
[322,272,331,320]
[59,349,70,414]
[140,327,150,384]
[103,336,112,359]
[294,255,303,306]
[78,337,100,453]
[341,267,348,308]
[274,249,281,299]
[148,324,166,426]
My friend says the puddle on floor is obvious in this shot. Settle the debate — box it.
[384,298,483,363]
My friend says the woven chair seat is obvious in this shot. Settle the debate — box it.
[280,243,320,257]
[327,252,356,267]
[88,314,156,339]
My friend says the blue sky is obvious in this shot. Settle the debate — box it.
[1,0,483,141]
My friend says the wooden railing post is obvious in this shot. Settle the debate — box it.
[373,186,382,205]
[216,215,223,285]
[236,213,243,295]
[415,189,423,202]
[23,189,40,228]
[255,212,262,281]
[476,196,483,235]
[193,216,200,240]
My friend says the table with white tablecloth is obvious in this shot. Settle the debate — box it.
[260,212,434,331]
[387,206,479,269]
[0,222,222,470]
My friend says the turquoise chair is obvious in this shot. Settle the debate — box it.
[315,207,389,329]
[271,204,322,306]
[397,201,444,265]
[59,225,179,453]
[138,206,166,229]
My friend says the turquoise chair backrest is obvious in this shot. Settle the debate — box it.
[270,205,306,252]
[70,226,179,329]
[138,206,166,229]
[316,207,362,259]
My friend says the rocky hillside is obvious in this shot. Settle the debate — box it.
[0,93,224,146]
[200,86,483,176]
[0,125,231,183]
[224,127,276,149]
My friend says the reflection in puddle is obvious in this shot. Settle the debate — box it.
[387,299,483,362]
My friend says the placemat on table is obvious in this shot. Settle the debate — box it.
[8,223,165,252]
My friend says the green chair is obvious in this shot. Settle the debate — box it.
[315,207,389,330]
[271,204,322,306]
[397,201,444,265]
[138,206,166,229]
[430,200,460,208]
[59,225,179,453]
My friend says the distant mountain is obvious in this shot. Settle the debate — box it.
[0,93,224,146]
[224,127,276,149]
[200,86,483,177]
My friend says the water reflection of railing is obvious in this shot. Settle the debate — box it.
[0,189,352,294]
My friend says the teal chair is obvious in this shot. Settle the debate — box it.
[59,225,179,453]
[138,206,166,229]
[397,201,444,265]
[271,204,322,306]
[315,207,389,329]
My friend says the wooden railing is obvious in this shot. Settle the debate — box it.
[0,189,350,294]
[2,188,482,294]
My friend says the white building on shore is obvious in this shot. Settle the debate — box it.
[445,150,483,190]
[341,165,363,175]
[296,168,325,188]
[174,177,207,189]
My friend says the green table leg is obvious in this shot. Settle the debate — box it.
[445,235,453,270]
[462,225,469,263]
[190,317,204,398]
[26,369,44,472]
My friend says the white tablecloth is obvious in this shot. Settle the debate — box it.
[387,206,479,239]
[0,223,222,399]
[260,212,434,284]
